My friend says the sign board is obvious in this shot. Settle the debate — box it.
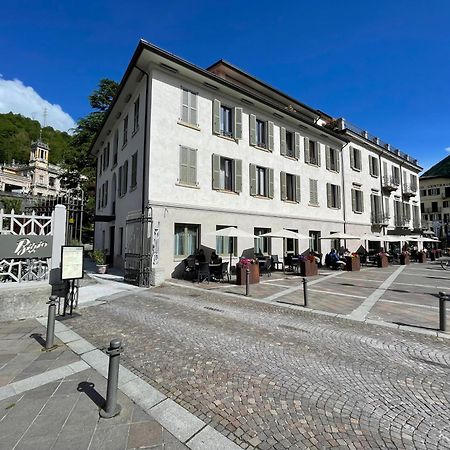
[0,235,53,259]
[61,246,84,280]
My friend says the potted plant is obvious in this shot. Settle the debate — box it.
[236,258,259,285]
[91,249,108,274]
[299,254,318,276]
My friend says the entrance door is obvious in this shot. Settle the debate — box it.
[109,226,115,267]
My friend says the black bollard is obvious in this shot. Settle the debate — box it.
[100,339,123,418]
[245,268,250,296]
[302,278,308,307]
[45,295,58,350]
[439,292,448,332]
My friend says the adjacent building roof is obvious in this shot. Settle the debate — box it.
[421,155,450,179]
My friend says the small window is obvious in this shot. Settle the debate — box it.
[286,131,294,158]
[326,147,339,172]
[133,97,140,132]
[102,147,107,170]
[327,183,341,209]
[119,161,128,197]
[444,201,449,208]
[369,155,379,177]
[257,166,267,196]
[174,223,199,257]
[113,130,118,166]
[286,174,295,202]
[281,172,300,203]
[392,166,400,185]
[352,188,364,213]
[256,119,266,148]
[254,227,271,255]
[49,177,55,187]
[131,152,138,188]
[105,143,110,168]
[220,105,233,137]
[309,141,319,166]
[181,88,198,126]
[123,115,128,147]
[220,158,233,191]
[350,147,362,171]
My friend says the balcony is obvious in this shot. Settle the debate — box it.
[423,207,442,214]
[382,176,400,192]
[371,212,390,226]
[403,183,417,197]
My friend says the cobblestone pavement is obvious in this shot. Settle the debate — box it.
[68,276,450,450]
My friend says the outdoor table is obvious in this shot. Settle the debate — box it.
[345,256,360,271]
[208,263,222,279]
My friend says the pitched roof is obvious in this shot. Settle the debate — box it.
[421,154,450,178]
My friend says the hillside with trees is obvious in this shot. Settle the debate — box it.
[0,112,71,164]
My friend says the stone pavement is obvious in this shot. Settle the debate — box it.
[66,265,450,450]
[0,318,240,450]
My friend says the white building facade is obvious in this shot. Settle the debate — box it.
[92,41,422,282]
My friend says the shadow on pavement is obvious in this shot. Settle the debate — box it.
[77,381,105,409]
[30,333,46,348]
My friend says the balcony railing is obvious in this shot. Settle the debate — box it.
[423,207,442,213]
[371,212,390,225]
[383,176,400,191]
[403,183,417,197]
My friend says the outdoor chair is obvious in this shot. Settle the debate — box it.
[259,257,272,276]
[217,261,230,282]
[284,255,293,272]
[197,262,210,283]
[183,256,197,280]
[271,255,283,271]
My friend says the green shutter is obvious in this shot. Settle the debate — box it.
[188,148,197,185]
[267,121,274,151]
[268,168,274,198]
[249,164,257,196]
[280,127,287,156]
[213,99,221,134]
[179,146,189,184]
[295,175,301,203]
[325,146,330,170]
[234,159,242,193]
[280,171,287,200]
[249,114,257,146]
[304,137,310,163]
[212,154,221,190]
[234,107,243,139]
[294,133,300,160]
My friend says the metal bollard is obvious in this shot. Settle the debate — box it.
[302,278,308,308]
[45,295,58,350]
[100,339,123,418]
[439,292,448,332]
[245,268,250,296]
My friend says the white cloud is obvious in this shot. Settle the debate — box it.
[445,147,450,152]
[0,76,76,132]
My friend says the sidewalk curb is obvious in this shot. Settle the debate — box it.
[36,317,241,450]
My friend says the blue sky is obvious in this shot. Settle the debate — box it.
[1,0,449,170]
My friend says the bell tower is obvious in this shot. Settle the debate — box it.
[30,140,49,166]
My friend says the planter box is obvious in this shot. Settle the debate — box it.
[236,264,260,285]
[377,254,389,268]
[345,256,360,271]
[430,251,436,261]
[300,260,318,277]
[400,253,410,265]
[418,252,427,263]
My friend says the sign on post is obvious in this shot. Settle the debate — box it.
[0,235,53,259]
[61,246,84,280]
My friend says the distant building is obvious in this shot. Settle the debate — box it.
[420,155,450,239]
[0,140,64,197]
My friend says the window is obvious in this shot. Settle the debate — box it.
[280,128,300,159]
[213,100,242,139]
[105,143,110,168]
[113,130,118,166]
[119,227,124,256]
[281,172,300,202]
[249,164,274,198]
[309,231,321,253]
[212,154,242,193]
[326,147,340,172]
[97,188,101,209]
[254,228,271,255]
[326,183,341,209]
[403,203,411,223]
[428,188,440,196]
[181,88,198,125]
[103,180,108,208]
[371,194,382,223]
[179,147,197,187]
[103,147,107,170]
[99,154,103,175]
[413,205,420,228]
[309,179,318,205]
[409,174,417,192]
[304,138,320,166]
[131,152,138,188]
[432,201,439,213]
[420,189,427,197]
[285,229,299,255]
[123,115,128,147]
[369,155,379,177]
[392,166,400,185]
[350,147,362,171]
[216,225,237,256]
[119,161,128,196]
[49,177,55,187]
[445,187,450,198]
[174,224,199,257]
[394,200,402,226]
[133,97,140,132]
[351,188,364,213]
[249,115,273,150]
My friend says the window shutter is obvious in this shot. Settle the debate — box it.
[384,197,390,218]
[234,107,243,139]
[383,161,388,180]
[294,133,300,160]
[280,127,287,156]
[190,91,198,125]
[351,189,356,212]
[356,149,361,170]
[124,161,128,194]
[304,137,310,163]
[316,142,321,166]
[309,179,318,205]
[370,194,375,216]
[337,186,341,209]
[213,99,221,134]
[350,147,355,168]
[326,146,331,170]
[295,175,301,203]
[268,168,274,198]
[234,159,242,193]
[267,121,274,152]
[369,156,373,176]
[374,158,379,177]
[326,183,332,208]
[181,89,189,122]
[249,164,257,196]
[179,147,189,184]
[360,191,364,212]
[188,148,197,185]
[336,149,341,173]
[280,171,287,201]
[249,114,257,146]
[212,154,221,190]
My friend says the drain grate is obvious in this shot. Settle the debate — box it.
[204,306,224,313]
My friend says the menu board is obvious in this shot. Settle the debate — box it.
[61,246,84,280]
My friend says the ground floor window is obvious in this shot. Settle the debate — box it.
[254,227,271,255]
[216,225,237,256]
[285,229,298,255]
[309,230,321,253]
[174,223,199,257]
